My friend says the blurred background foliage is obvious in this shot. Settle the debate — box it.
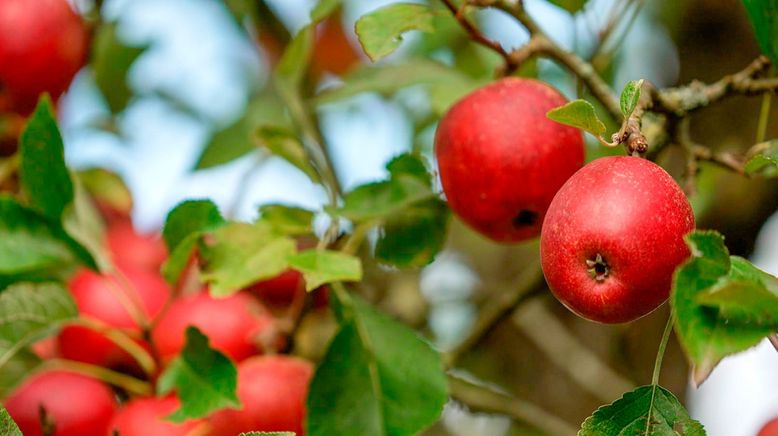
[53,0,778,434]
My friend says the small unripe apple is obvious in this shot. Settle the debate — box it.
[4,370,116,436]
[151,292,275,363]
[540,156,694,323]
[434,77,585,243]
[0,0,88,113]
[208,355,313,436]
[58,267,170,369]
[106,221,167,273]
[108,396,206,436]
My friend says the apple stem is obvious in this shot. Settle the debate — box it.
[70,317,157,376]
[651,315,674,386]
[40,359,153,396]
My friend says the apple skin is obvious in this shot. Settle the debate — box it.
[759,417,778,436]
[151,292,275,363]
[434,77,584,243]
[540,156,694,323]
[0,0,88,114]
[106,221,167,273]
[208,355,313,436]
[108,396,206,436]
[3,370,116,436]
[58,267,170,369]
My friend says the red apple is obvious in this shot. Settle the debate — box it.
[108,396,206,436]
[106,221,167,273]
[151,292,275,363]
[0,0,88,114]
[4,370,116,436]
[311,14,360,77]
[208,355,313,436]
[760,417,778,436]
[540,156,694,323]
[434,77,584,243]
[58,267,170,369]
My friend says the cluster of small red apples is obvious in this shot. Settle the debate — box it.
[5,218,320,436]
[435,78,695,324]
[0,2,319,434]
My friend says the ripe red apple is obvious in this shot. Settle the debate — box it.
[106,221,167,273]
[208,355,313,435]
[434,77,584,243]
[58,267,170,369]
[108,396,206,436]
[4,370,116,436]
[151,292,275,363]
[311,14,360,77]
[759,417,778,436]
[0,0,88,114]
[540,156,694,323]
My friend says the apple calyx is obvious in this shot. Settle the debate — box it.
[586,253,610,282]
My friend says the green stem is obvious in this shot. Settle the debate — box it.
[756,89,773,144]
[70,317,157,376]
[41,359,152,396]
[340,220,379,255]
[651,315,674,386]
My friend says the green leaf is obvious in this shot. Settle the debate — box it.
[19,96,74,221]
[199,222,297,297]
[0,405,22,436]
[161,200,225,284]
[314,59,479,109]
[741,0,778,65]
[310,0,343,22]
[337,176,434,222]
[375,199,449,268]
[287,250,362,291]
[258,204,315,236]
[307,294,447,436]
[257,126,320,183]
[92,23,148,113]
[0,197,95,276]
[62,174,111,271]
[158,327,240,422]
[386,153,431,185]
[620,79,644,118]
[163,200,225,251]
[0,283,78,378]
[579,385,704,435]
[0,349,40,399]
[355,3,440,62]
[77,168,133,215]
[744,139,778,176]
[694,257,778,328]
[277,25,315,89]
[196,93,290,170]
[671,230,776,385]
[546,99,607,137]
[547,0,589,14]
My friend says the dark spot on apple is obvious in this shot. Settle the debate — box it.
[513,209,538,227]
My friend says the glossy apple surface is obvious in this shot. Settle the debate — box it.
[540,156,694,323]
[0,0,88,113]
[58,267,170,368]
[435,77,584,243]
[4,371,116,436]
[208,355,313,435]
[108,396,205,436]
[152,292,274,362]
